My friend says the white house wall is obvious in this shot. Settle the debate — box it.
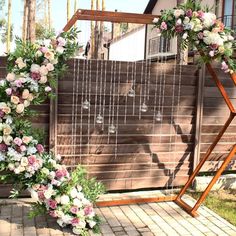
[109,26,145,61]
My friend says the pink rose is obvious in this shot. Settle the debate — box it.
[197,32,204,39]
[36,144,44,153]
[0,143,7,152]
[31,72,40,80]
[71,218,80,226]
[209,50,215,57]
[55,168,68,179]
[70,206,79,214]
[14,137,22,146]
[28,155,37,165]
[160,21,167,30]
[5,88,12,96]
[40,47,49,53]
[186,9,193,17]
[84,206,94,216]
[0,110,5,118]
[20,145,27,152]
[15,80,22,87]
[175,25,184,33]
[57,37,66,47]
[48,199,57,209]
[198,11,204,19]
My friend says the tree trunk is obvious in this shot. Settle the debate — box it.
[6,0,11,53]
[67,0,70,22]
[90,0,95,58]
[27,0,36,42]
[94,0,100,58]
[48,0,51,30]
[22,0,28,41]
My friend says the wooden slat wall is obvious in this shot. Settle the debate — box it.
[201,68,236,172]
[57,59,198,190]
[1,56,235,194]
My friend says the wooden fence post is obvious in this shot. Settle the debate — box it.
[49,80,58,155]
[193,65,205,171]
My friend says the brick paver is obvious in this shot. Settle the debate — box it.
[0,191,236,235]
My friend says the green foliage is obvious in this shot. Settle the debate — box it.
[28,202,47,219]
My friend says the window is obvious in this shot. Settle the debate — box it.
[148,36,170,56]
[222,0,236,30]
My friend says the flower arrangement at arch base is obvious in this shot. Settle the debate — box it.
[153,0,236,78]
[0,28,105,236]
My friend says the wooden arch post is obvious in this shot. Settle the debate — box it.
[60,9,236,217]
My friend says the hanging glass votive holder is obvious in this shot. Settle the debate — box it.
[108,124,116,134]
[82,99,90,110]
[96,114,104,124]
[140,102,148,112]
[155,110,163,122]
[128,88,135,97]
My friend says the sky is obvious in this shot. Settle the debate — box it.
[0,0,149,54]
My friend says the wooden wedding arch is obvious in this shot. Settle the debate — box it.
[58,9,236,217]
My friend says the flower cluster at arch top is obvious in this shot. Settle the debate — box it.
[0,28,105,236]
[153,0,236,75]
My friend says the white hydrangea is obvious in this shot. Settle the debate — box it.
[202,12,216,28]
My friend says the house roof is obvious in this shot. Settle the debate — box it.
[144,0,158,14]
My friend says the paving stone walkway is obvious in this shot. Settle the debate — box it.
[0,191,236,236]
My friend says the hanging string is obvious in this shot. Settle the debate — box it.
[139,59,145,120]
[102,60,108,131]
[115,61,122,159]
[71,58,76,170]
[107,60,114,143]
[96,59,104,124]
[110,60,117,134]
[124,61,130,124]
[94,59,100,127]
[132,61,137,115]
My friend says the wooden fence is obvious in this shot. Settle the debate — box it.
[0,57,235,195]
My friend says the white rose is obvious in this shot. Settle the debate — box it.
[30,64,40,73]
[202,12,216,28]
[176,18,182,25]
[49,171,56,180]
[183,17,190,24]
[73,198,82,207]
[182,32,188,39]
[6,73,15,82]
[3,125,12,135]
[60,195,70,205]
[61,214,73,224]
[41,167,50,176]
[174,9,184,18]
[39,76,47,84]
[46,63,54,71]
[8,163,15,170]
[11,95,20,105]
[153,18,159,23]
[3,135,13,145]
[70,188,78,199]
[29,188,39,201]
[39,65,48,76]
[21,157,29,167]
[22,89,30,99]
[16,104,25,114]
[56,46,64,54]
[24,100,30,107]
[44,187,55,199]
[87,220,96,228]
[57,219,65,227]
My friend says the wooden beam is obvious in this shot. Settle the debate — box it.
[63,9,160,32]
[96,195,177,207]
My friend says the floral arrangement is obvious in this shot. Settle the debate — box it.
[153,0,236,75]
[0,28,105,235]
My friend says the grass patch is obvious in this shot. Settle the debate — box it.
[188,190,236,226]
